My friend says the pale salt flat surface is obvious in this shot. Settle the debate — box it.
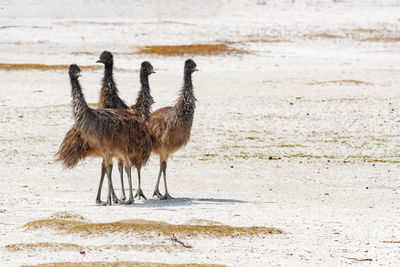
[1,0,400,266]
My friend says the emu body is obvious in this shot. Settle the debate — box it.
[57,58,155,205]
[147,59,198,200]
[57,51,129,204]
[95,51,129,202]
[128,61,155,200]
[67,64,151,206]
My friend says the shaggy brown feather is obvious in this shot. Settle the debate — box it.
[55,124,92,169]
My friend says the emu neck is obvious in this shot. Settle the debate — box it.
[174,70,196,122]
[98,62,128,109]
[184,70,193,90]
[102,63,116,93]
[70,75,88,120]
[136,72,154,121]
[140,71,149,90]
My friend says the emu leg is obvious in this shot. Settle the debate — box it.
[152,164,163,198]
[104,165,113,206]
[118,161,126,201]
[121,166,134,205]
[160,161,173,200]
[96,164,106,205]
[110,177,120,204]
[99,159,118,204]
[134,167,147,200]
[111,184,119,204]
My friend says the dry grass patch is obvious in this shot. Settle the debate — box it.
[24,218,283,238]
[304,33,344,39]
[0,63,128,72]
[71,44,245,56]
[284,154,335,159]
[0,63,102,72]
[133,44,244,56]
[243,34,292,43]
[184,219,226,226]
[24,262,226,267]
[49,211,88,221]
[5,242,83,252]
[360,36,400,42]
[346,155,400,164]
[5,242,180,253]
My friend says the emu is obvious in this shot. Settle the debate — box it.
[57,58,155,205]
[66,64,152,205]
[57,51,128,203]
[97,51,130,201]
[147,59,198,200]
[129,61,155,199]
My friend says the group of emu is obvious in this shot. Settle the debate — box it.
[56,51,198,206]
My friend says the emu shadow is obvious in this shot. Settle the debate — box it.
[125,197,247,208]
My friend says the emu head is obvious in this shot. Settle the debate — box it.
[184,59,198,74]
[69,64,81,78]
[96,51,113,65]
[141,61,155,76]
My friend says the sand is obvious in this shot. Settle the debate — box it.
[0,0,400,266]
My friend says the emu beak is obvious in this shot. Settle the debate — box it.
[96,60,101,63]
[193,68,199,72]
[151,70,156,74]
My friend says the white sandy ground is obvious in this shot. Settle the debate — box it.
[1,0,400,266]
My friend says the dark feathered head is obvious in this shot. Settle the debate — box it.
[96,51,113,65]
[69,64,81,78]
[141,61,155,76]
[184,59,198,74]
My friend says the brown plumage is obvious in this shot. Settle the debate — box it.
[95,51,129,202]
[56,124,92,168]
[56,51,128,166]
[128,61,155,199]
[57,51,130,203]
[57,58,155,205]
[147,59,198,200]
[66,64,152,206]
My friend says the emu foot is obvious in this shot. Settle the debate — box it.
[96,199,106,206]
[112,192,120,204]
[160,193,174,200]
[101,200,112,206]
[119,194,127,201]
[120,198,134,205]
[135,189,147,200]
[153,189,162,198]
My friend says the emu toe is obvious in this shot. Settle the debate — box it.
[135,189,147,200]
[160,193,174,200]
[153,189,162,198]
[120,198,134,205]
[96,200,106,206]
[102,201,112,206]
